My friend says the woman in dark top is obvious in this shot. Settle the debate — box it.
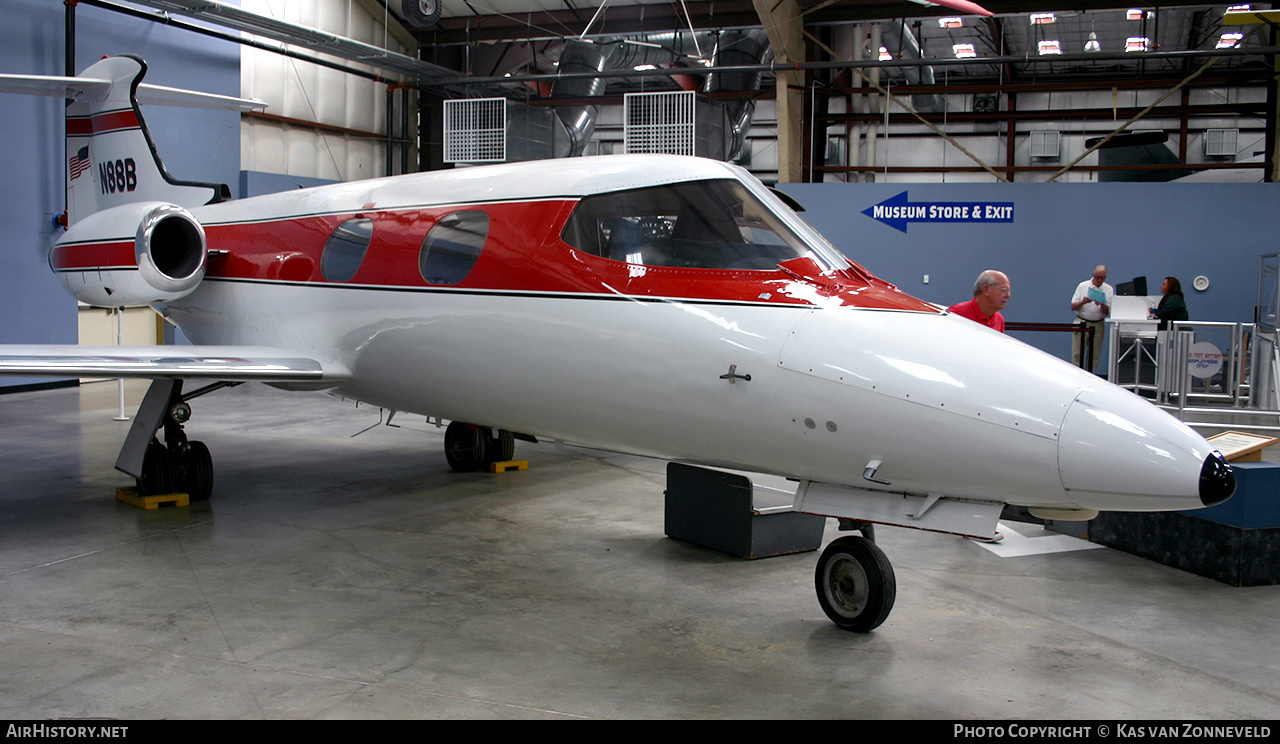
[1153,276,1189,331]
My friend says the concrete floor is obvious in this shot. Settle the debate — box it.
[1,380,1278,720]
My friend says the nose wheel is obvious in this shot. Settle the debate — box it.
[814,535,896,632]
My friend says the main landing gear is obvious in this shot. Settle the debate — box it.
[139,434,213,501]
[443,421,516,472]
[118,379,232,501]
[814,522,896,632]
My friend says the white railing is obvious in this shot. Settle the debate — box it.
[1109,319,1280,433]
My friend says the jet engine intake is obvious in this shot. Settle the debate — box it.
[135,204,206,296]
[51,202,208,307]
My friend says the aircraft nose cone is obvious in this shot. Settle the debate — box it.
[1199,451,1236,506]
[1058,384,1225,512]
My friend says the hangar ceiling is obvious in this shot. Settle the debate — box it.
[109,2,1278,96]
[403,1,1277,92]
[99,1,1278,180]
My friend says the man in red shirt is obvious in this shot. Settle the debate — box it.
[946,270,1010,332]
[947,269,1011,543]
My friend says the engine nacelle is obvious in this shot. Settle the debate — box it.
[50,202,207,307]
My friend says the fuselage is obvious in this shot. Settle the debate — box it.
[66,154,1215,515]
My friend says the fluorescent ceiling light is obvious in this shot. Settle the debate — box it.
[1030,12,1056,25]
[953,44,976,58]
[938,17,963,28]
[1217,32,1244,49]
[1037,40,1062,55]
[1125,37,1149,52]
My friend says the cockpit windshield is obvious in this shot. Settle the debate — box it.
[561,178,844,272]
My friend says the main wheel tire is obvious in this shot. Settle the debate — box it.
[444,422,488,472]
[485,428,515,464]
[137,440,174,497]
[178,441,214,502]
[814,535,896,632]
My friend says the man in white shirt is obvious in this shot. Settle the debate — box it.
[1070,265,1114,373]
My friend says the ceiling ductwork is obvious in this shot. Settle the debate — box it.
[879,20,944,113]
[705,30,770,162]
[537,32,770,160]
[549,40,619,157]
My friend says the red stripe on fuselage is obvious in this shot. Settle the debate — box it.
[66,109,141,137]
[204,200,592,293]
[58,197,937,312]
[50,240,135,271]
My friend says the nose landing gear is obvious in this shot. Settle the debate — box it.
[814,533,896,632]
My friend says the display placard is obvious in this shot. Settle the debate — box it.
[1207,430,1279,462]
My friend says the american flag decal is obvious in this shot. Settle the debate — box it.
[68,146,91,181]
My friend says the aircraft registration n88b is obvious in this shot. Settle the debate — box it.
[0,56,1234,632]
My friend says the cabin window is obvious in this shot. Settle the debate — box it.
[419,210,488,285]
[561,179,841,271]
[321,217,373,282]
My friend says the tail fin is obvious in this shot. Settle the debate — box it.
[66,55,229,226]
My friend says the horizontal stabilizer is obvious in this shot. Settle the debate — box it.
[0,73,266,111]
[0,345,347,383]
[136,83,267,112]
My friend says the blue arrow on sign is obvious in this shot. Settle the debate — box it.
[862,191,1014,233]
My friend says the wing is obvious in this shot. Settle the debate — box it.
[907,0,993,17]
[0,345,348,384]
[0,345,350,480]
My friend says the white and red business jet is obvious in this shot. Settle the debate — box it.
[0,54,1234,632]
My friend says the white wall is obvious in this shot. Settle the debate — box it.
[240,0,410,181]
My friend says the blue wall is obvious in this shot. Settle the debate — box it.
[0,1,77,388]
[780,181,1280,367]
[0,0,239,388]
[241,171,337,198]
